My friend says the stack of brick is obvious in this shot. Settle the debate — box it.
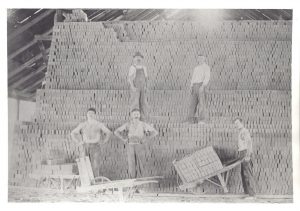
[46,37,291,90]
[9,20,292,195]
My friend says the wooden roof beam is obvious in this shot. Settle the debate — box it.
[23,77,44,93]
[10,64,46,88]
[8,48,50,78]
[8,28,52,60]
[8,88,35,101]
[8,9,55,43]
[34,35,52,41]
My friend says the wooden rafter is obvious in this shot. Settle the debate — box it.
[8,48,50,78]
[37,40,48,65]
[8,28,52,60]
[35,35,52,41]
[8,88,35,101]
[10,64,47,88]
[23,77,44,93]
[8,9,55,43]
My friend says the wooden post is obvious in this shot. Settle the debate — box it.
[60,176,64,192]
[37,40,48,65]
[118,187,124,202]
[217,174,229,193]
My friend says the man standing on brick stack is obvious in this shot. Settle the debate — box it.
[114,109,158,180]
[186,55,210,124]
[71,108,112,177]
[234,118,256,198]
[128,52,148,120]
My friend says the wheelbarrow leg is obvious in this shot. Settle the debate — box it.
[217,173,228,193]
[118,187,124,202]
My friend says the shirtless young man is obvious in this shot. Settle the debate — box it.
[71,108,112,177]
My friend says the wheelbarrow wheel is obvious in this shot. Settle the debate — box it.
[188,182,206,195]
[190,186,207,195]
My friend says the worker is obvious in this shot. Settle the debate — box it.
[114,108,158,179]
[128,52,148,120]
[233,118,256,197]
[186,55,210,124]
[71,108,112,177]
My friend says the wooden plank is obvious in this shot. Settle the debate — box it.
[135,176,163,181]
[137,192,293,199]
[37,40,48,64]
[8,89,35,101]
[8,10,55,42]
[29,173,80,180]
[77,179,158,192]
[217,173,228,193]
[84,156,95,182]
[10,64,46,88]
[35,35,52,41]
[8,28,52,60]
[22,77,44,93]
[76,157,92,187]
[8,48,50,78]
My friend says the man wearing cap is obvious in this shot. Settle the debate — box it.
[114,108,158,179]
[186,55,211,124]
[233,118,256,197]
[71,108,112,177]
[128,52,148,120]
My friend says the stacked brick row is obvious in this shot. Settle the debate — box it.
[46,22,291,90]
[123,20,292,41]
[35,89,290,127]
[10,118,292,194]
[9,21,292,195]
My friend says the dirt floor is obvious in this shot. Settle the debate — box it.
[8,186,292,203]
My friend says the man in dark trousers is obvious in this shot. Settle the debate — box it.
[71,108,112,177]
[234,118,256,198]
[114,109,158,179]
[186,55,210,124]
[128,52,148,120]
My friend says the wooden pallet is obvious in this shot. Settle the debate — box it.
[29,173,80,192]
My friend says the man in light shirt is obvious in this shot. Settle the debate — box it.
[128,52,148,120]
[186,55,210,124]
[114,109,158,179]
[71,108,112,177]
[234,118,256,197]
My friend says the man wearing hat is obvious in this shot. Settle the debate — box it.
[128,52,148,120]
[233,118,256,197]
[186,55,211,124]
[114,108,158,179]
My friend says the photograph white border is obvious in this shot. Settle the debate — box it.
[1,0,299,210]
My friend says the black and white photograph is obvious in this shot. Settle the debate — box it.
[3,1,300,205]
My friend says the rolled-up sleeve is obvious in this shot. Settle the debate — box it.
[143,66,148,78]
[245,131,253,154]
[128,66,136,82]
[203,67,211,86]
[190,67,197,87]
